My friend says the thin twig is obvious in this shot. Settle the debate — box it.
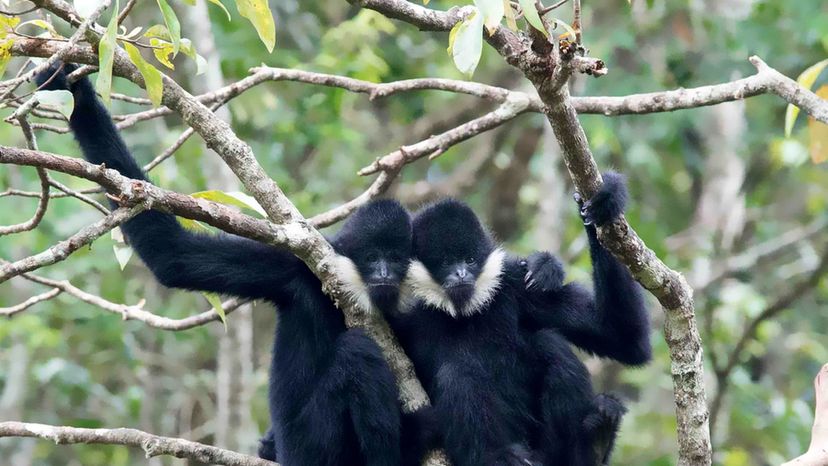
[711,246,828,427]
[116,0,139,24]
[0,0,111,100]
[0,288,63,317]
[143,101,225,171]
[0,98,51,235]
[4,263,249,329]
[572,0,581,44]
[539,0,568,15]
[357,93,532,176]
[0,206,143,284]
[47,176,110,214]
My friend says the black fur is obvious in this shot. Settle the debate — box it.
[37,64,415,466]
[583,394,626,465]
[523,176,652,366]
[576,172,628,227]
[516,175,649,465]
[391,176,649,466]
[390,200,539,466]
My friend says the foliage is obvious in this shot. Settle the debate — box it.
[1,0,827,464]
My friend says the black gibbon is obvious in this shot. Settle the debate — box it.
[386,174,650,466]
[36,63,421,466]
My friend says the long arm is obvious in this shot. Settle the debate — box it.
[524,173,652,365]
[37,64,306,302]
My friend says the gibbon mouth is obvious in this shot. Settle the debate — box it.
[444,282,475,290]
[445,284,474,308]
[368,282,398,289]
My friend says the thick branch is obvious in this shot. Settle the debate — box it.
[0,147,306,247]
[0,421,275,466]
[544,67,713,466]
[348,0,468,31]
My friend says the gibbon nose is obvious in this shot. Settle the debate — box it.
[379,262,389,279]
[456,266,467,279]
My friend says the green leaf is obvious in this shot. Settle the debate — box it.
[144,25,177,70]
[111,228,133,270]
[180,38,208,75]
[122,26,144,39]
[785,58,828,137]
[123,42,164,106]
[473,0,503,34]
[0,39,13,78]
[503,0,517,31]
[149,38,176,69]
[156,0,181,55]
[234,0,275,52]
[95,0,119,107]
[0,16,17,77]
[550,18,576,40]
[178,218,209,231]
[447,18,463,56]
[808,85,828,164]
[191,190,266,217]
[207,0,232,21]
[450,9,484,77]
[203,292,226,328]
[34,90,74,116]
[18,19,60,37]
[112,244,133,270]
[144,24,171,39]
[518,0,547,36]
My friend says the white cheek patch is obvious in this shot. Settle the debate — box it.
[404,260,456,317]
[403,248,506,318]
[330,255,374,314]
[463,247,505,316]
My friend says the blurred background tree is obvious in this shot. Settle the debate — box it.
[0,0,827,464]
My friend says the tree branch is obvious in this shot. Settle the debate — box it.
[0,0,110,100]
[0,287,62,316]
[711,247,828,426]
[696,217,828,291]
[0,421,275,466]
[357,93,532,176]
[0,98,50,235]
[2,261,250,330]
[0,206,142,283]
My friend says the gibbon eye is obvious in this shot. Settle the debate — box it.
[366,251,379,262]
[466,257,476,265]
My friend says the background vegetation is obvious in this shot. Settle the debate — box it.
[1,0,827,464]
